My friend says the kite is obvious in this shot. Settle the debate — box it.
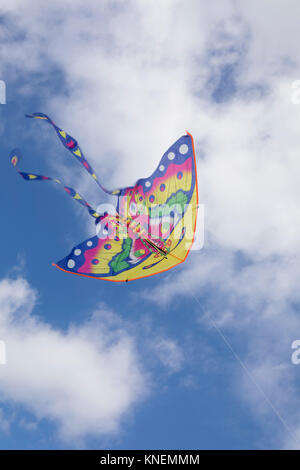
[10,113,198,282]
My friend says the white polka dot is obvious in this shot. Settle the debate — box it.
[67,259,75,269]
[145,181,151,187]
[74,249,81,256]
[179,144,188,154]
[168,152,175,160]
[159,165,165,171]
[130,202,137,215]
[87,241,93,247]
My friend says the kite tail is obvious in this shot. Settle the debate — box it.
[9,148,101,220]
[25,112,120,196]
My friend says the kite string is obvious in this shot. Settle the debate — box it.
[190,289,300,449]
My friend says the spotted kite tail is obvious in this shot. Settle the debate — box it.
[25,112,120,196]
[9,148,101,220]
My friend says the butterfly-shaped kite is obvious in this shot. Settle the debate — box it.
[10,113,198,282]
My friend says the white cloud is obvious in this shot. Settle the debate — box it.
[0,277,146,443]
[152,337,184,374]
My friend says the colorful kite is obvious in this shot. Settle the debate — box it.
[10,113,198,282]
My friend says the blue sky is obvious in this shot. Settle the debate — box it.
[1,0,300,450]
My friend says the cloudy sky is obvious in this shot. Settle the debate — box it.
[1,0,300,450]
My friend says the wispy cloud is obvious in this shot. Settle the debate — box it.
[152,337,184,374]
